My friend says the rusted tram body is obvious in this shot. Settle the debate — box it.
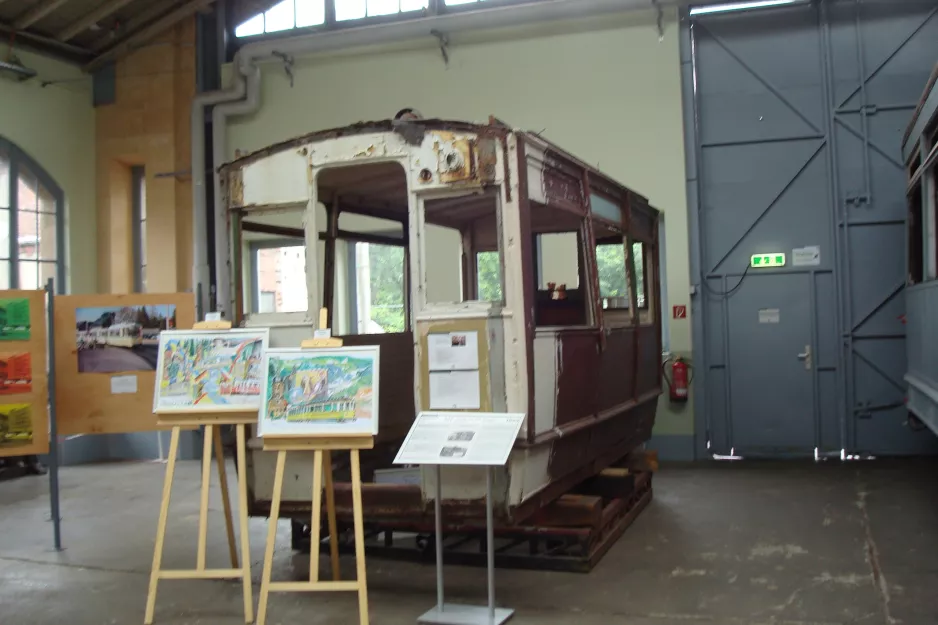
[219,117,662,523]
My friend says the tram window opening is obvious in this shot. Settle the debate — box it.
[532,203,590,327]
[423,193,500,305]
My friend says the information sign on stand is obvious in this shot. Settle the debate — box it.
[394,411,525,625]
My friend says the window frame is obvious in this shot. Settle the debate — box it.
[594,236,630,310]
[230,0,548,48]
[248,236,309,314]
[0,137,66,293]
[345,235,408,334]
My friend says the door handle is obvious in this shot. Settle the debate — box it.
[797,345,812,371]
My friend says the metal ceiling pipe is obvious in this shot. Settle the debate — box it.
[209,65,261,318]
[194,0,716,317]
[191,71,248,317]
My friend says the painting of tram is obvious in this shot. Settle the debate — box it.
[75,304,177,373]
[260,347,378,436]
[154,330,267,411]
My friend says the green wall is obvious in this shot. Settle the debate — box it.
[228,11,695,437]
[0,49,96,294]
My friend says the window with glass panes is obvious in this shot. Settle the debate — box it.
[0,139,65,292]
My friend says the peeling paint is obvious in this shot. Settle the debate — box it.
[749,543,809,559]
[670,567,708,578]
[813,572,871,586]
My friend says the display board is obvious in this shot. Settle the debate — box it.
[259,345,380,437]
[0,290,49,457]
[153,329,268,413]
[394,411,525,466]
[54,292,195,435]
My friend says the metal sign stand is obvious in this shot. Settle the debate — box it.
[46,278,62,551]
[419,464,514,625]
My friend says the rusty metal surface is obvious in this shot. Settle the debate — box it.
[220,118,512,173]
[516,137,537,443]
[598,328,637,409]
[630,195,656,243]
[555,330,601,426]
[635,325,660,398]
[542,151,586,214]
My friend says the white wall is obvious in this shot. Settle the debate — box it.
[228,10,693,435]
[0,49,96,293]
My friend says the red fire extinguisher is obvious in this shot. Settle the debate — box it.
[662,356,692,402]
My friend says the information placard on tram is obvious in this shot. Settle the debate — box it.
[393,411,525,466]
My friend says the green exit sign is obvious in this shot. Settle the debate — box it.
[751,253,786,268]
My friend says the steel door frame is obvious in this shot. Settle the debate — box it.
[683,0,936,458]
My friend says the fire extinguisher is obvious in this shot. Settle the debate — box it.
[662,356,693,402]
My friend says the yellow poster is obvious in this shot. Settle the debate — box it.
[0,403,33,450]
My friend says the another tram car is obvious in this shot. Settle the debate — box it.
[905,62,938,435]
[218,117,663,523]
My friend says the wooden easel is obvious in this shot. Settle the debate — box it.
[144,320,255,625]
[256,309,372,625]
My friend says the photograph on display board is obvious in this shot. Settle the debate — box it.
[153,329,269,412]
[0,403,33,449]
[0,298,31,341]
[75,305,177,373]
[0,352,31,395]
[259,346,379,437]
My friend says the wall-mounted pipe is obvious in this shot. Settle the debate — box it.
[194,0,715,318]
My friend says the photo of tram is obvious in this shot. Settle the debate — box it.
[75,305,177,373]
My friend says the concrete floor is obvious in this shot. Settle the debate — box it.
[1,459,937,625]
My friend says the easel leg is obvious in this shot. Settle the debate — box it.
[257,450,286,625]
[213,428,239,569]
[323,450,341,581]
[197,425,214,571]
[350,450,370,625]
[144,427,180,625]
[235,425,254,623]
[309,450,324,583]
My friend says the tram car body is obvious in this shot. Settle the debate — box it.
[219,117,663,522]
[105,322,143,348]
[905,62,938,435]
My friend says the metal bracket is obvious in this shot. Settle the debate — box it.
[272,51,295,88]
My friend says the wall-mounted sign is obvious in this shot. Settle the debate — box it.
[759,308,781,324]
[750,253,786,268]
[672,305,687,319]
[791,245,820,267]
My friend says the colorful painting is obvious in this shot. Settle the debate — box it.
[259,346,380,437]
[0,298,31,341]
[0,353,31,395]
[153,329,269,412]
[0,403,33,449]
[75,305,177,373]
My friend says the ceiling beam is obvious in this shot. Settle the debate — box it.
[89,0,181,52]
[85,0,217,71]
[0,20,93,62]
[13,0,72,30]
[56,0,136,42]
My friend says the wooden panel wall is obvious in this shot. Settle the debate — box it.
[0,290,49,457]
[95,19,196,294]
[55,292,195,435]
